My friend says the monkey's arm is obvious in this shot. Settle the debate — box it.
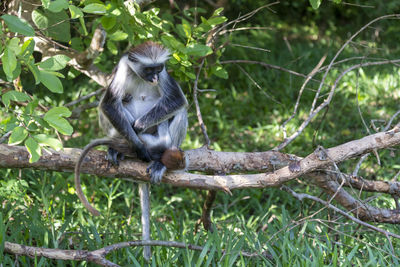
[134,74,188,133]
[101,90,151,161]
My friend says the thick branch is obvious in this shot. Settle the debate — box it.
[0,127,399,191]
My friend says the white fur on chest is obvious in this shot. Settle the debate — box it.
[112,55,162,119]
[124,77,161,118]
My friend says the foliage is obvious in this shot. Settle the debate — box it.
[1,0,400,266]
[0,0,227,162]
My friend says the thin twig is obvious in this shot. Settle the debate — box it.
[282,186,400,239]
[352,153,370,177]
[235,64,280,104]
[384,110,400,131]
[219,26,274,35]
[275,58,400,150]
[193,59,211,147]
[281,54,327,137]
[212,2,280,38]
[0,131,12,144]
[201,190,217,232]
[312,14,400,118]
[230,43,270,53]
[275,15,400,151]
[220,59,325,84]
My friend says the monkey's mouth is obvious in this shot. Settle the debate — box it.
[148,76,158,85]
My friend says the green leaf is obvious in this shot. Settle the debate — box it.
[185,71,196,80]
[68,5,84,19]
[207,16,227,26]
[101,16,116,30]
[309,0,322,9]
[182,19,191,38]
[26,98,39,115]
[79,17,88,36]
[212,7,224,16]
[43,107,73,135]
[161,35,186,51]
[34,134,63,151]
[211,65,228,79]
[20,38,35,59]
[25,137,41,163]
[48,0,68,13]
[109,30,128,41]
[32,10,70,42]
[1,14,35,36]
[38,55,71,71]
[7,37,21,55]
[27,60,41,84]
[185,44,212,57]
[41,0,50,9]
[2,47,17,81]
[2,91,31,108]
[8,126,28,145]
[39,70,63,93]
[82,4,107,14]
[32,10,47,29]
[107,40,118,55]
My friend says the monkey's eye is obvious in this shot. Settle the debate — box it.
[155,65,163,73]
[144,67,153,74]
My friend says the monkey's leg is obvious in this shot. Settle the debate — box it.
[139,183,152,261]
[168,109,188,147]
[106,147,125,166]
[140,122,169,184]
[146,161,167,184]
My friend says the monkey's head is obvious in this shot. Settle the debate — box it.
[128,41,170,85]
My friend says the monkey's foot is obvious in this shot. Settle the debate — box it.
[146,161,167,184]
[106,147,125,167]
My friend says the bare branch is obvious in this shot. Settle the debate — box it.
[0,131,12,144]
[275,58,400,150]
[201,190,217,231]
[281,54,327,138]
[220,59,324,83]
[0,126,399,192]
[282,186,400,239]
[310,171,400,224]
[4,239,271,266]
[65,88,104,107]
[193,59,211,147]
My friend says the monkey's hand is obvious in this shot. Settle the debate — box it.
[133,119,146,134]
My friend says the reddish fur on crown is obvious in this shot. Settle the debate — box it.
[129,41,169,62]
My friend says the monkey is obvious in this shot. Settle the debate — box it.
[74,41,189,217]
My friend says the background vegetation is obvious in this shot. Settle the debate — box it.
[1,0,400,265]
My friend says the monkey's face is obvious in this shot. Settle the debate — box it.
[140,64,164,85]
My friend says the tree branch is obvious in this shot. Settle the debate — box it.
[4,239,271,267]
[0,126,399,191]
[282,186,400,239]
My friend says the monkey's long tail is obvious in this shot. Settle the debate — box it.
[74,138,116,216]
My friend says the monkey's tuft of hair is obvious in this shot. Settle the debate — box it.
[128,41,170,64]
[161,147,188,170]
